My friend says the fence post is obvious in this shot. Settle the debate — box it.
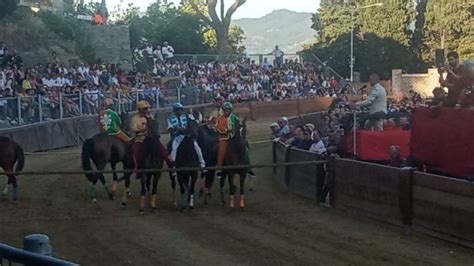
[135,90,139,106]
[259,54,263,66]
[17,96,22,125]
[59,93,64,119]
[79,91,83,116]
[38,95,43,122]
[23,234,52,256]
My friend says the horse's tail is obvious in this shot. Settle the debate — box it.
[82,138,95,182]
[15,144,25,173]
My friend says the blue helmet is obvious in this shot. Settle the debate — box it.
[173,102,184,112]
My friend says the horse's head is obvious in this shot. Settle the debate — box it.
[147,117,160,139]
[234,118,247,143]
[186,117,199,140]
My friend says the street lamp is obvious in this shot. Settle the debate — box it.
[349,2,383,82]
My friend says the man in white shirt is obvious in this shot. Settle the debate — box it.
[271,45,284,69]
[309,130,327,156]
[162,41,175,62]
[355,74,387,131]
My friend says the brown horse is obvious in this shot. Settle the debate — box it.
[0,136,25,202]
[219,120,249,209]
[81,133,135,204]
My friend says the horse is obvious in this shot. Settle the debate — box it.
[0,137,25,202]
[220,120,249,209]
[81,133,134,204]
[174,118,202,211]
[197,123,219,205]
[137,118,165,214]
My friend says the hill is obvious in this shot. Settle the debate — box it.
[232,9,316,54]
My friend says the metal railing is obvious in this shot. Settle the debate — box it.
[0,88,182,129]
[0,235,78,266]
[173,53,302,66]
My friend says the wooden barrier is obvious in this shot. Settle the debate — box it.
[411,172,474,248]
[334,159,411,226]
[287,148,324,201]
[273,141,290,189]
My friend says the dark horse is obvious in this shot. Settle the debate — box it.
[175,119,202,210]
[0,137,25,202]
[81,133,134,204]
[197,123,219,205]
[137,118,164,214]
[220,120,249,209]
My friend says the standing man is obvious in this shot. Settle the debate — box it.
[271,45,284,69]
[354,73,387,131]
[439,51,464,107]
[98,98,130,143]
[168,103,205,168]
[162,41,175,63]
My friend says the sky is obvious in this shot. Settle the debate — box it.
[105,0,320,19]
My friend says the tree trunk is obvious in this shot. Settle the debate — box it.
[216,27,229,54]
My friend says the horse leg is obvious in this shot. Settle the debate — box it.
[7,175,18,202]
[220,171,227,205]
[228,171,235,208]
[98,173,113,200]
[110,163,118,200]
[139,175,147,214]
[90,175,99,203]
[120,173,132,207]
[203,170,215,205]
[169,171,177,207]
[177,173,186,211]
[150,172,160,212]
[189,171,198,210]
[145,173,154,211]
[240,171,247,209]
[2,174,9,200]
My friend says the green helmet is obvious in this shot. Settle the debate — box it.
[223,102,233,111]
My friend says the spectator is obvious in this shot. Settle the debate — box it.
[270,122,280,139]
[162,41,175,63]
[276,116,290,141]
[309,130,327,156]
[354,73,387,131]
[271,45,284,69]
[388,145,403,167]
[428,87,446,108]
[439,51,464,107]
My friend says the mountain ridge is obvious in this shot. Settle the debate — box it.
[232,9,315,54]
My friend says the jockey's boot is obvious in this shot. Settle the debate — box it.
[229,195,235,208]
[240,195,245,208]
[150,194,157,211]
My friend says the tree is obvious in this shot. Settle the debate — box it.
[422,0,474,64]
[0,0,17,19]
[187,0,246,54]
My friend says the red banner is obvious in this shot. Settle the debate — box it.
[346,128,411,161]
[411,107,474,177]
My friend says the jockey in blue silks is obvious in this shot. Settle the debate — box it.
[168,102,205,168]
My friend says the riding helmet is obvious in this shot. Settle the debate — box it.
[173,102,184,112]
[223,102,233,111]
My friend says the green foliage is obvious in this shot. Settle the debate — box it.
[422,0,474,64]
[39,11,96,62]
[0,0,18,19]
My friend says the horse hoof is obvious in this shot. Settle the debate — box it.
[152,208,158,213]
[127,191,132,197]
[92,198,97,203]
[139,209,144,215]
[121,202,127,208]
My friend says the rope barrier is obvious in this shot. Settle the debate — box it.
[24,139,273,156]
[1,160,326,176]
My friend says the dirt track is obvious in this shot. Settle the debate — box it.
[1,120,474,265]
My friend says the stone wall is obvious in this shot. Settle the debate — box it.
[84,25,133,71]
[392,69,441,99]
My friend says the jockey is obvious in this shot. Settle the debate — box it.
[215,102,256,178]
[215,102,239,172]
[98,98,130,143]
[168,102,205,168]
[130,100,172,167]
[206,96,225,126]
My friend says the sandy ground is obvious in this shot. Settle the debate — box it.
[1,120,474,265]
